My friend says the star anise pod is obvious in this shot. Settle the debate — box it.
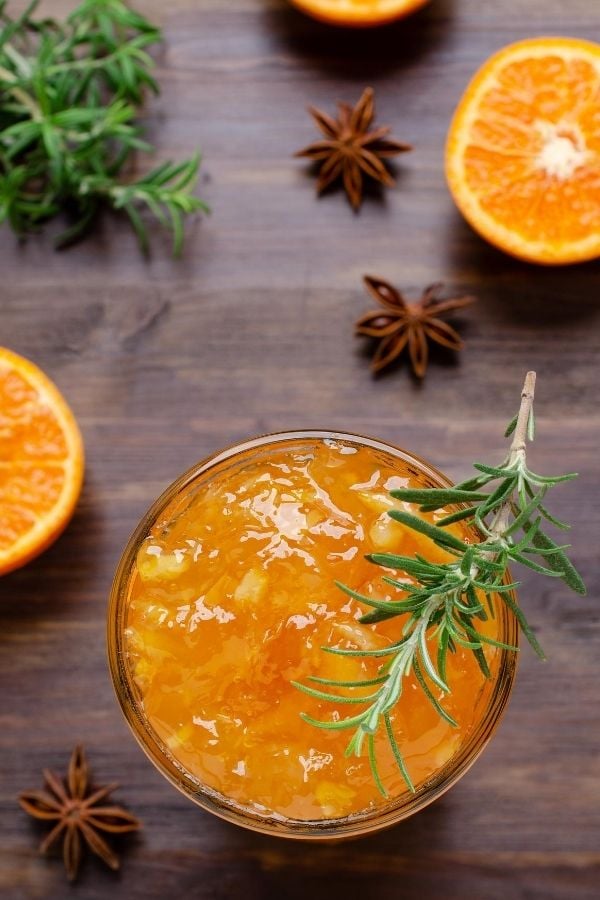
[18,745,141,882]
[295,87,412,210]
[356,276,476,377]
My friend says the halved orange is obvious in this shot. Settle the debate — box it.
[0,348,84,575]
[288,0,429,28]
[446,37,600,265]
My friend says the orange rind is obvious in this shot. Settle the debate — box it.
[288,0,430,28]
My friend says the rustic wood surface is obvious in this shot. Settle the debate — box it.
[1,1,599,897]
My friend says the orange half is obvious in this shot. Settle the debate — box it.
[288,0,430,28]
[446,37,600,265]
[0,348,84,575]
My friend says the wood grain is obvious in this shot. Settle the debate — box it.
[1,1,599,897]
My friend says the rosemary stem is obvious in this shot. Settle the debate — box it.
[489,371,537,540]
[0,63,41,120]
[510,371,537,460]
[298,372,585,794]
[45,46,145,77]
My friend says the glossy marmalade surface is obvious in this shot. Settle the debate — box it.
[124,438,502,822]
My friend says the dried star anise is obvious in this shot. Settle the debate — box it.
[295,87,411,210]
[18,745,141,882]
[356,276,476,377]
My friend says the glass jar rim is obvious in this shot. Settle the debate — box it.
[107,430,518,839]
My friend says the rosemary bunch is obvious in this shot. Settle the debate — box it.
[0,0,207,253]
[295,372,586,795]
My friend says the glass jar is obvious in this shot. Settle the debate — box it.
[107,431,517,839]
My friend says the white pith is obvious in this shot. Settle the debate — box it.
[535,121,588,180]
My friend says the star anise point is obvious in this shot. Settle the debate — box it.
[18,746,141,882]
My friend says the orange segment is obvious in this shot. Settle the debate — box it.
[0,348,84,575]
[446,38,600,264]
[288,0,429,28]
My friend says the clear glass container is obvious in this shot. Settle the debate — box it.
[107,431,518,839]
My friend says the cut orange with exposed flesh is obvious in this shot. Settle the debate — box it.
[288,0,429,28]
[0,348,84,575]
[446,37,600,265]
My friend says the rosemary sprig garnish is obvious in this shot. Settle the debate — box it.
[295,372,586,795]
[0,0,207,253]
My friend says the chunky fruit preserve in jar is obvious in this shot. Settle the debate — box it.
[119,434,508,824]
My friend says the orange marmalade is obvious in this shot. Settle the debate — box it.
[122,436,504,822]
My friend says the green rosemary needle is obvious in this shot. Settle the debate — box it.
[295,372,586,795]
[0,0,207,253]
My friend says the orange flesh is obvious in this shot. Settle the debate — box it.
[0,348,84,574]
[446,39,600,264]
[124,438,502,821]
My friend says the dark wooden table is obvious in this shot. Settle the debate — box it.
[1,1,599,897]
